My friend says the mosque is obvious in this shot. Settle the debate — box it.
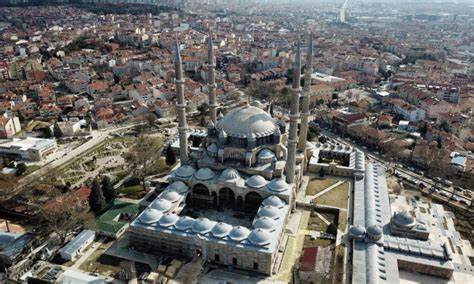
[127,34,315,275]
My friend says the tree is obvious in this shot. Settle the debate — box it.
[125,135,162,190]
[420,122,428,138]
[319,167,325,177]
[197,102,209,116]
[15,163,27,176]
[102,176,116,203]
[318,136,328,144]
[43,127,53,138]
[269,103,274,116]
[307,124,320,141]
[165,145,176,166]
[436,136,443,149]
[200,115,206,127]
[89,179,106,213]
[53,123,63,139]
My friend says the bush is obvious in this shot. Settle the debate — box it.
[124,176,141,187]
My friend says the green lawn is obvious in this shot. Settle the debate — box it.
[306,178,339,196]
[119,185,144,194]
[313,182,349,209]
[304,235,333,247]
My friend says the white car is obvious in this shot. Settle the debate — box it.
[440,191,450,197]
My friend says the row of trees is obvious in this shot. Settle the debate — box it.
[88,176,116,214]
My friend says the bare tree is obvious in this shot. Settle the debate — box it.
[125,135,162,190]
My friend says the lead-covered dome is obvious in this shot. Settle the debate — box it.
[262,196,285,208]
[253,217,276,231]
[229,226,250,242]
[267,179,290,192]
[392,211,416,228]
[175,216,195,231]
[192,218,214,234]
[257,205,280,219]
[175,165,195,178]
[216,105,276,138]
[220,168,241,181]
[211,222,233,238]
[150,198,173,212]
[366,224,383,241]
[139,208,162,224]
[159,213,179,227]
[168,181,188,194]
[246,175,268,188]
[194,168,216,180]
[248,228,272,246]
[160,190,181,203]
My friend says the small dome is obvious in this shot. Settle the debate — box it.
[207,143,218,153]
[258,205,280,219]
[416,224,427,231]
[246,175,268,188]
[211,222,233,238]
[168,181,188,194]
[175,216,195,231]
[258,149,276,159]
[192,218,214,234]
[150,198,173,212]
[349,225,366,237]
[229,226,251,242]
[392,211,416,228]
[248,228,272,246]
[175,165,196,178]
[160,190,181,203]
[253,217,276,231]
[267,179,290,192]
[139,208,162,224]
[159,213,179,227]
[262,196,285,208]
[366,225,383,241]
[194,168,216,180]
[220,168,241,181]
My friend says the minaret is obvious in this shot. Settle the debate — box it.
[286,44,301,184]
[208,32,217,124]
[298,33,313,153]
[174,42,189,165]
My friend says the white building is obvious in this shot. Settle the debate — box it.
[56,121,81,137]
[59,230,95,261]
[57,269,105,284]
[0,137,57,161]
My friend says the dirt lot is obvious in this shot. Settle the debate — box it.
[313,182,349,209]
[306,177,339,196]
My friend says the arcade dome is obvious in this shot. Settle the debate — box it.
[194,168,216,180]
[192,218,214,234]
[159,213,179,227]
[139,208,162,224]
[262,196,285,208]
[175,216,195,231]
[220,168,241,181]
[246,175,268,188]
[211,222,233,238]
[366,224,383,241]
[150,198,173,212]
[216,105,277,139]
[253,217,276,231]
[175,165,196,178]
[229,226,250,242]
[248,229,272,246]
[267,179,290,193]
[168,181,189,194]
[258,205,280,219]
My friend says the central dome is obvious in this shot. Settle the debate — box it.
[216,105,276,138]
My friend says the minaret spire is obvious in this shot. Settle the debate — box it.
[286,43,302,184]
[208,31,217,124]
[174,42,189,165]
[298,33,313,153]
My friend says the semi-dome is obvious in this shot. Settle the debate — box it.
[207,143,218,153]
[139,208,162,224]
[168,181,188,194]
[392,211,416,228]
[257,205,280,219]
[216,105,277,139]
[262,196,285,208]
[175,165,196,178]
[192,218,214,234]
[349,225,366,238]
[175,216,195,231]
[160,190,181,203]
[150,198,173,212]
[220,168,241,181]
[267,179,290,192]
[366,224,383,241]
[253,217,276,231]
[248,228,272,246]
[229,226,250,242]
[258,149,276,159]
[246,175,268,188]
[211,222,233,238]
[159,213,179,227]
[194,168,216,180]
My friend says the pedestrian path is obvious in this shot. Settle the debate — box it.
[304,180,345,203]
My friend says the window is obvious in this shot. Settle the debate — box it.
[232,257,237,265]
[215,254,220,261]
[253,262,259,270]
